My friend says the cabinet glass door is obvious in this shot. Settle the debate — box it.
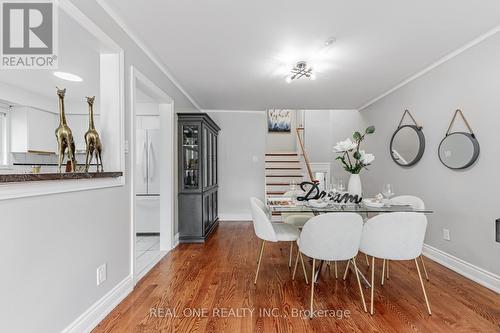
[182,124,200,190]
[212,133,217,185]
[207,132,212,187]
[203,127,208,189]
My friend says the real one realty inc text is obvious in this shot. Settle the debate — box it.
[150,307,351,319]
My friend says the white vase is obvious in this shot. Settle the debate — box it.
[348,174,362,197]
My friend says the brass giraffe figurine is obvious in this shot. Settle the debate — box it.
[55,87,76,173]
[84,96,103,172]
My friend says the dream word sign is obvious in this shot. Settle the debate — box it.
[296,181,363,205]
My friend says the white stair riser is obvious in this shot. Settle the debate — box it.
[265,155,300,162]
[265,176,304,183]
[266,169,303,176]
[266,184,293,192]
[265,162,302,168]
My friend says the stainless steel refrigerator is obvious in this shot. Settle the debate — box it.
[135,129,160,233]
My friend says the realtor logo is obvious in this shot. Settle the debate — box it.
[1,0,58,68]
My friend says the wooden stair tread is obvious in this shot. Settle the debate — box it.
[267,191,286,195]
[266,183,294,185]
[266,175,303,177]
[265,153,298,156]
[265,160,300,163]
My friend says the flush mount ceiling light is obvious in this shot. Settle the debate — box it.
[286,61,315,83]
[53,71,83,82]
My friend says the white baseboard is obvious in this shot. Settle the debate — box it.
[135,251,167,283]
[173,232,180,248]
[422,244,500,294]
[219,214,251,221]
[61,274,133,333]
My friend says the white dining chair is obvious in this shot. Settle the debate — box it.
[282,190,315,267]
[360,212,431,315]
[296,213,367,317]
[382,195,429,283]
[250,197,304,284]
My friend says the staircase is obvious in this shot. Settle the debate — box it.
[265,152,306,221]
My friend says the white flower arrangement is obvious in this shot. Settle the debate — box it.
[334,126,375,174]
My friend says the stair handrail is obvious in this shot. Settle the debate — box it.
[296,127,316,183]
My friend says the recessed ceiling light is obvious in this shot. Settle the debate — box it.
[53,71,83,82]
[324,38,336,47]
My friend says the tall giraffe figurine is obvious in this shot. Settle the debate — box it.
[55,87,76,173]
[84,96,103,172]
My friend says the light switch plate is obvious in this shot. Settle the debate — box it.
[97,264,107,285]
[496,219,500,243]
[443,229,451,241]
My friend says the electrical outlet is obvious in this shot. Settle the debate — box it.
[97,264,107,285]
[124,140,129,154]
[443,229,451,241]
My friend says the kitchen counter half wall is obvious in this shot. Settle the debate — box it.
[0,172,123,183]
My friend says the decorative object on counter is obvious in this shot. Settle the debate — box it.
[55,87,76,173]
[390,109,425,167]
[267,109,291,132]
[0,171,123,183]
[84,96,103,172]
[334,126,375,196]
[438,109,480,170]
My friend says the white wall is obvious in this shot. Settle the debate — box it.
[207,111,266,220]
[361,32,500,277]
[304,109,366,183]
[0,1,198,332]
[266,110,297,152]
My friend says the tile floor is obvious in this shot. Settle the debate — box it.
[135,235,161,278]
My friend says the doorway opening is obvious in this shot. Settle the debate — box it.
[131,67,175,283]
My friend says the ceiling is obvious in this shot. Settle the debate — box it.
[0,10,101,107]
[104,0,500,110]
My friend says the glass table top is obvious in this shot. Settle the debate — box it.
[268,203,433,214]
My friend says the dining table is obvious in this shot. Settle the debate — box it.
[268,199,434,287]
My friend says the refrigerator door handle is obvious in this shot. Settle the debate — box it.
[149,139,155,181]
[142,140,148,182]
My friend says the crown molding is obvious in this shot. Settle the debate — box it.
[95,0,201,111]
[358,24,500,111]
[203,109,265,114]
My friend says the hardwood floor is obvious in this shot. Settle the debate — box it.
[94,222,500,333]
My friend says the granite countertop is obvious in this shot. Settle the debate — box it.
[0,171,123,183]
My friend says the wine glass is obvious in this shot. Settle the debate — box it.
[382,184,395,205]
[337,179,346,193]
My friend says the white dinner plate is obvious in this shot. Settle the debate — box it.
[363,198,385,208]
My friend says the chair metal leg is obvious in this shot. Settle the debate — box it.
[343,260,350,280]
[300,252,309,284]
[386,260,390,279]
[352,258,368,312]
[420,255,429,281]
[254,240,265,284]
[334,261,338,279]
[310,258,316,318]
[370,256,375,315]
[365,253,370,266]
[415,259,432,315]
[289,242,293,268]
[292,251,300,280]
[342,260,351,280]
[381,259,386,286]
